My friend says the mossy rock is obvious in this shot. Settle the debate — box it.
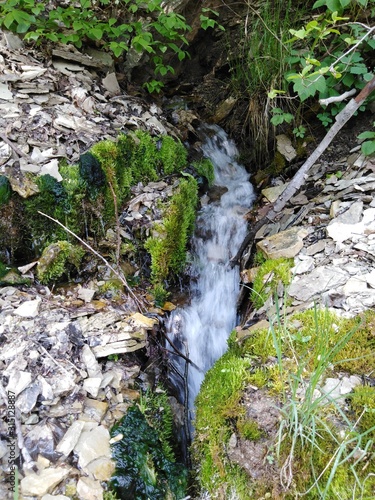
[37,241,85,284]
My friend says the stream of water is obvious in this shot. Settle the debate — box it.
[166,125,256,432]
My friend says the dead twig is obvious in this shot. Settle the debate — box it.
[37,211,145,312]
[0,132,28,159]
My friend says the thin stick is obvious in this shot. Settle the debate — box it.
[0,132,28,159]
[37,211,144,311]
[162,330,203,373]
[107,180,121,266]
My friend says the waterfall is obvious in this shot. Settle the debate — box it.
[166,125,256,431]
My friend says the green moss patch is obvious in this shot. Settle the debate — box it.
[145,176,198,300]
[193,308,375,499]
[250,257,293,309]
[109,390,187,500]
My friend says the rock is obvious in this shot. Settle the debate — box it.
[340,375,361,395]
[261,183,287,203]
[335,200,363,224]
[102,72,121,95]
[257,227,308,259]
[6,370,32,397]
[289,266,348,302]
[0,82,13,100]
[16,380,41,412]
[83,398,108,423]
[327,208,375,243]
[85,456,115,481]
[42,495,70,500]
[74,425,111,468]
[76,476,103,500]
[81,345,101,378]
[83,377,102,398]
[212,96,237,123]
[40,158,62,181]
[292,256,314,275]
[21,467,71,496]
[56,420,86,457]
[276,134,297,162]
[13,298,40,317]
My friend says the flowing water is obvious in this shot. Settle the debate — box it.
[166,125,256,432]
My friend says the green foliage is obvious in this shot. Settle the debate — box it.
[0,0,193,92]
[109,390,187,499]
[0,261,9,280]
[250,257,293,309]
[236,418,264,441]
[358,122,375,156]
[270,107,294,126]
[192,158,215,186]
[0,175,11,206]
[200,7,224,32]
[269,2,375,128]
[145,176,198,295]
[79,152,106,197]
[37,240,85,284]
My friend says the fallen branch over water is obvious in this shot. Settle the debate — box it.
[231,75,375,268]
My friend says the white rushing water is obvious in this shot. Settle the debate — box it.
[166,125,256,427]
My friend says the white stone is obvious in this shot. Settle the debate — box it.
[56,420,86,457]
[365,269,375,288]
[6,370,32,397]
[292,256,314,275]
[76,476,103,500]
[40,158,62,181]
[13,298,40,318]
[343,276,368,295]
[83,377,102,398]
[85,456,115,481]
[289,266,348,302]
[21,467,71,496]
[0,82,13,100]
[321,378,342,400]
[81,345,101,377]
[340,376,361,395]
[74,425,111,468]
[42,495,70,500]
[77,287,96,303]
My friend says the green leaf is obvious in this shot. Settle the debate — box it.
[88,28,103,40]
[361,141,375,156]
[289,28,306,39]
[326,0,342,11]
[358,131,375,140]
[312,0,326,7]
[339,0,351,8]
[350,65,368,75]
[73,21,83,31]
